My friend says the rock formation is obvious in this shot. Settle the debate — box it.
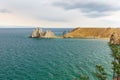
[31,27,56,38]
[109,32,120,45]
[109,32,115,44]
[43,30,55,38]
[31,27,42,38]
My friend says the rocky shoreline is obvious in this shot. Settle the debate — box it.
[30,27,120,44]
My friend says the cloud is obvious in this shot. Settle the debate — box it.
[84,12,109,18]
[54,2,118,12]
[40,17,67,22]
[37,16,68,22]
[53,1,120,18]
[0,0,120,27]
[0,9,11,13]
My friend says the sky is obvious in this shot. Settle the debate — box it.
[0,0,120,28]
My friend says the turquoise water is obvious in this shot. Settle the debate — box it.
[0,28,113,80]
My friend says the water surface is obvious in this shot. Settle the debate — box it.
[0,28,113,80]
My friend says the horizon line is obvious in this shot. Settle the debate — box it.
[0,25,120,28]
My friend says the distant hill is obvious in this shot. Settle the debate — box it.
[64,27,120,38]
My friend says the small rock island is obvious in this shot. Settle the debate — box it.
[30,27,56,38]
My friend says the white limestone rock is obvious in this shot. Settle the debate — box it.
[31,27,56,38]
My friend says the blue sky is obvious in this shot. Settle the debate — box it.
[0,0,120,28]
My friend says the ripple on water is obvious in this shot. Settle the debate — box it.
[0,31,113,80]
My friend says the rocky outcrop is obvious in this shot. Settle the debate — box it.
[43,30,56,38]
[30,27,56,38]
[31,27,43,38]
[109,32,120,45]
[109,33,115,44]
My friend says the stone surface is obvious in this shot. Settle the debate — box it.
[31,27,56,38]
[109,32,120,45]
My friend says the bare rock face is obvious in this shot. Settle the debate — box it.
[43,30,56,38]
[31,27,42,38]
[109,32,120,45]
[109,32,115,44]
[31,27,56,38]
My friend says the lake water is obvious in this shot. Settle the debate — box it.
[0,28,113,80]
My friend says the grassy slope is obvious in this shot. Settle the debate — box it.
[65,28,120,38]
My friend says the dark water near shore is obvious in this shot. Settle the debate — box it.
[0,28,113,80]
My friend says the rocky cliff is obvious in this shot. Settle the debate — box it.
[30,27,56,38]
[109,32,120,45]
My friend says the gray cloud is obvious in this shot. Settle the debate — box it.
[53,1,120,18]
[85,12,109,18]
[0,9,11,13]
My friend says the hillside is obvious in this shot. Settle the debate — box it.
[64,28,120,38]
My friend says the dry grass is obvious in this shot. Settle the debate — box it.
[65,27,120,38]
